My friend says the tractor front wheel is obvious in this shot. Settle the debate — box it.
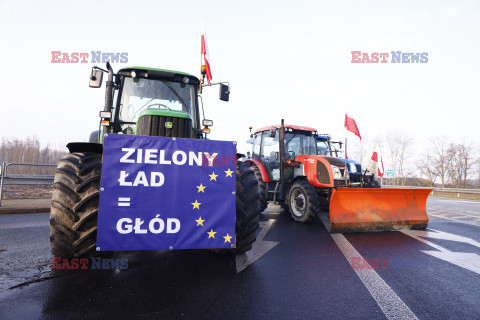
[233,162,261,253]
[50,152,101,259]
[288,180,320,223]
[251,165,267,212]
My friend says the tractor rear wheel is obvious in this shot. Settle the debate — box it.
[251,165,267,212]
[50,152,101,259]
[233,162,261,253]
[288,180,320,223]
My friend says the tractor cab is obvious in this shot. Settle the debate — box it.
[250,124,319,181]
[316,135,333,156]
[315,136,365,183]
[247,123,351,210]
[113,67,201,138]
[88,64,228,144]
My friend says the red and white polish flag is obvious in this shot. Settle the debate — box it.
[201,19,212,84]
[344,114,362,140]
[371,145,384,177]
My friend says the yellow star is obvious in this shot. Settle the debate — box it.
[223,233,233,243]
[209,172,218,181]
[191,200,201,210]
[195,217,205,226]
[225,168,234,177]
[196,183,206,193]
[207,229,217,239]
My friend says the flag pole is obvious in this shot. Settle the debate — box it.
[199,19,204,92]
[344,113,348,185]
[344,136,348,184]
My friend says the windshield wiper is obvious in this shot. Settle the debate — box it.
[137,98,155,112]
[285,133,298,147]
[162,81,190,112]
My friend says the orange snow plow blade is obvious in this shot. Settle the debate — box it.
[328,188,432,233]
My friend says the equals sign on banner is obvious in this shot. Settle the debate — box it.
[118,197,131,207]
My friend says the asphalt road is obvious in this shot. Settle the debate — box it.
[0,196,479,319]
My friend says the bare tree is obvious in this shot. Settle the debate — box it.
[445,140,477,188]
[385,131,412,186]
[0,136,65,175]
[416,158,437,187]
[427,136,450,188]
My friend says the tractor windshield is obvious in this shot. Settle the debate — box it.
[117,77,196,123]
[285,131,317,157]
[316,139,332,156]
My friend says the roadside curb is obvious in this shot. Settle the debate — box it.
[0,207,51,215]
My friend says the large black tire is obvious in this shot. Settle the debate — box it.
[50,152,101,258]
[287,180,320,223]
[251,165,267,212]
[233,162,261,253]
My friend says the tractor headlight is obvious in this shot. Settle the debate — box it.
[331,166,342,180]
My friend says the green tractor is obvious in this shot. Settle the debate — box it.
[50,62,260,258]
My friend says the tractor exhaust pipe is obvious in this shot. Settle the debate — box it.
[104,62,114,112]
[279,119,286,201]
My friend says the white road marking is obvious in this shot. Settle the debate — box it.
[428,213,480,227]
[402,229,480,249]
[421,251,480,275]
[431,198,480,204]
[320,216,419,320]
[401,229,480,275]
[434,211,479,219]
[235,219,279,273]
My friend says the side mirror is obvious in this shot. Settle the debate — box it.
[269,127,276,137]
[89,68,103,88]
[219,83,230,101]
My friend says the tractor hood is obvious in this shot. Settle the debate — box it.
[293,155,349,188]
[321,156,348,167]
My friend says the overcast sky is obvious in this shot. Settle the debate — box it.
[0,0,479,170]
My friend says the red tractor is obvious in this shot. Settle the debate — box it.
[245,120,431,232]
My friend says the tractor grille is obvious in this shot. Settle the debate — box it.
[136,116,192,138]
[316,161,330,185]
[355,164,362,172]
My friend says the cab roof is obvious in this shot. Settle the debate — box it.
[118,66,200,85]
[254,124,318,134]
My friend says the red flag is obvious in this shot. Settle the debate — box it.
[344,114,361,140]
[371,145,384,177]
[201,20,212,84]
